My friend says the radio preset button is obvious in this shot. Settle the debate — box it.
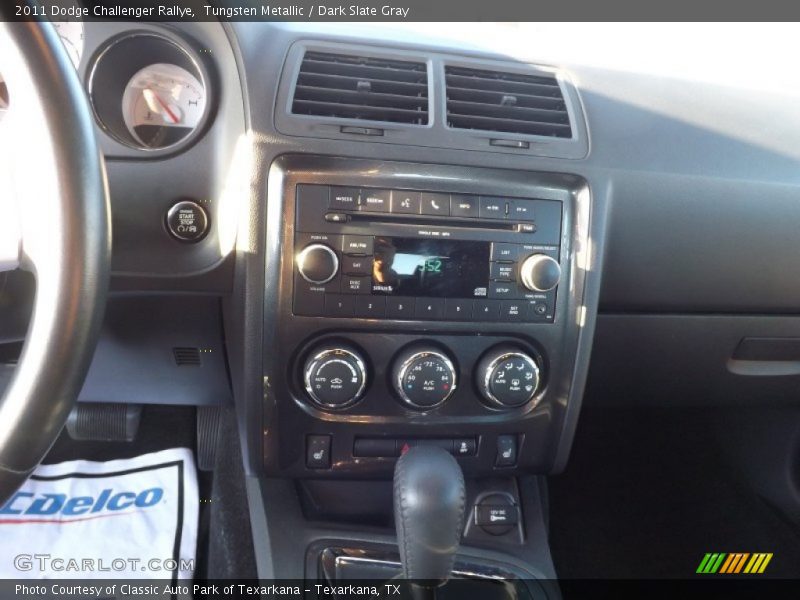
[354,296,387,318]
[342,235,374,255]
[414,298,445,320]
[490,243,519,262]
[386,297,416,319]
[444,299,473,320]
[324,294,355,318]
[329,187,360,210]
[474,299,502,321]
[450,195,479,218]
[391,190,421,214]
[359,189,391,212]
[421,192,451,216]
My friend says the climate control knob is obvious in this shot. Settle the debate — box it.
[297,243,339,284]
[303,346,367,409]
[392,346,457,409]
[519,254,561,292]
[477,346,541,408]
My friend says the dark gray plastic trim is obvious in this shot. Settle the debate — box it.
[274,40,588,159]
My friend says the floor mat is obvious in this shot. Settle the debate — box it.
[0,447,198,581]
[548,408,800,579]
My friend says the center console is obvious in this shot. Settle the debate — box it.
[263,155,591,479]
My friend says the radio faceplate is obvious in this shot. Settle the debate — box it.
[293,184,562,323]
[262,156,592,478]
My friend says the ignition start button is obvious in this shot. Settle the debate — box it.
[166,200,208,242]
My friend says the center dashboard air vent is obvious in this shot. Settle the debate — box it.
[445,65,573,139]
[291,51,429,125]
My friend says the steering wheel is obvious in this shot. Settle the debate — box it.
[0,19,111,503]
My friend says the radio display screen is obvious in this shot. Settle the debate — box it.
[371,237,491,298]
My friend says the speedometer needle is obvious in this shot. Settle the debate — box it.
[143,88,180,124]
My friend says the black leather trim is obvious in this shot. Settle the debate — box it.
[393,446,466,583]
[0,16,110,502]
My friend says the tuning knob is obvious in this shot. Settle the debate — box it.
[297,243,339,284]
[303,346,367,409]
[392,346,457,409]
[477,346,541,408]
[519,254,561,292]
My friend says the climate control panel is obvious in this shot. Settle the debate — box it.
[298,338,543,414]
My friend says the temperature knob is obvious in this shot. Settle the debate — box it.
[303,346,367,409]
[519,254,561,292]
[297,243,339,284]
[392,346,457,409]
[477,346,541,408]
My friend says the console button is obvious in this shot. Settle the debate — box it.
[490,243,519,262]
[391,190,421,214]
[306,435,332,469]
[342,276,371,294]
[324,294,355,317]
[444,299,473,321]
[474,299,501,321]
[342,255,372,276]
[450,195,479,218]
[342,235,374,255]
[490,263,516,281]
[329,187,360,211]
[360,189,391,212]
[489,282,518,300]
[518,223,537,234]
[508,199,535,221]
[414,298,445,320]
[386,297,416,319]
[354,296,387,318]
[453,438,477,456]
[500,301,525,321]
[421,192,450,216]
[479,196,506,219]
[496,435,518,467]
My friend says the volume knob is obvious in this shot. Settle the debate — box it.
[297,243,339,284]
[519,254,561,292]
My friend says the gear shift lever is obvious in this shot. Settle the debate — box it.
[393,446,466,597]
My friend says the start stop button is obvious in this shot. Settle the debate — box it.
[166,200,209,242]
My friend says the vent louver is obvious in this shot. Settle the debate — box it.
[292,51,429,125]
[173,347,201,366]
[445,66,572,138]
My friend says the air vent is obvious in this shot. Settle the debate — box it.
[292,51,429,125]
[173,347,201,366]
[445,66,572,138]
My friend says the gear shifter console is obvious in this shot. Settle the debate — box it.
[393,446,466,594]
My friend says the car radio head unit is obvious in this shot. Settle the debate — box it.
[292,184,563,323]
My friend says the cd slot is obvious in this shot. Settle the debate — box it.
[346,211,520,232]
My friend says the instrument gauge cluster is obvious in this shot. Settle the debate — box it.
[87,32,213,153]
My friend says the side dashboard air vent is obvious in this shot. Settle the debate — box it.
[445,65,572,138]
[291,51,429,125]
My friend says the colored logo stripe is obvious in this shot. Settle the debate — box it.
[697,552,773,574]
